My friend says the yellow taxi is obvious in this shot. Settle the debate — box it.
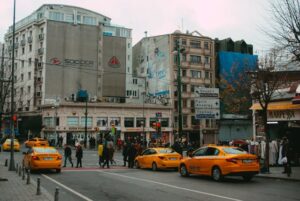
[135,148,182,171]
[179,145,259,181]
[22,146,62,173]
[2,139,21,151]
[25,137,49,148]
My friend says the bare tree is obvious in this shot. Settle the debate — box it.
[268,0,300,62]
[248,49,288,172]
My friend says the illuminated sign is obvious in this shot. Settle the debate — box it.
[108,56,120,68]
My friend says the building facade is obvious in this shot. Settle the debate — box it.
[133,30,217,145]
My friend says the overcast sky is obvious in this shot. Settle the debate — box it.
[0,0,273,54]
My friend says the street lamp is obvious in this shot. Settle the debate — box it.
[9,0,17,171]
[51,105,58,146]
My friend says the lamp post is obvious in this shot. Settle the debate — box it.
[51,105,58,146]
[9,0,16,171]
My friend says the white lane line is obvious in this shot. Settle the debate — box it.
[42,174,93,201]
[98,171,243,201]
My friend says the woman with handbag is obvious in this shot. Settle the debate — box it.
[281,137,292,177]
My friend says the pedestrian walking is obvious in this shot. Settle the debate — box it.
[281,137,292,177]
[75,143,83,168]
[171,140,183,155]
[98,141,104,167]
[127,142,137,168]
[63,144,73,167]
[122,142,128,167]
[102,139,111,168]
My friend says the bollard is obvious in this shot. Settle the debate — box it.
[4,158,8,167]
[36,177,41,195]
[18,166,21,177]
[22,167,25,180]
[54,187,59,201]
[26,170,30,184]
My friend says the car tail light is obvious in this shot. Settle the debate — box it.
[179,156,183,160]
[32,156,39,160]
[158,156,165,160]
[226,158,238,164]
[57,156,62,160]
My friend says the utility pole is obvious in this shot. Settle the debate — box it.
[0,44,5,136]
[9,0,16,171]
[176,39,183,139]
[84,97,88,148]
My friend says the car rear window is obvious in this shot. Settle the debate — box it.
[222,147,247,154]
[158,149,175,153]
[33,147,57,154]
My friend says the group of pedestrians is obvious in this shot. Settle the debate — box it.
[98,135,116,168]
[63,143,83,168]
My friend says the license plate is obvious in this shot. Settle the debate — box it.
[243,159,253,163]
[169,158,177,160]
[44,157,53,161]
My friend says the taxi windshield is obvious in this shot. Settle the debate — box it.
[158,149,175,153]
[222,147,247,154]
[33,147,57,154]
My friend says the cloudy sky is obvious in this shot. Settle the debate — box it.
[0,0,273,53]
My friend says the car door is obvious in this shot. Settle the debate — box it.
[147,149,158,167]
[200,147,220,174]
[139,149,150,168]
[188,147,207,174]
[23,148,33,168]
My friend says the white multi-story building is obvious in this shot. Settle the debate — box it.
[1,4,174,144]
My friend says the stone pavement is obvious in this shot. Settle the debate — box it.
[0,161,53,201]
[256,166,300,181]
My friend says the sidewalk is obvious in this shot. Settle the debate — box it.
[0,162,53,201]
[256,166,300,181]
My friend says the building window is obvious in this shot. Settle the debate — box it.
[28,58,32,66]
[136,117,146,127]
[191,85,195,92]
[205,56,209,64]
[183,115,188,128]
[182,54,186,62]
[80,117,92,127]
[44,117,54,127]
[22,47,25,55]
[190,55,201,64]
[128,55,130,60]
[28,72,31,80]
[161,118,169,127]
[110,117,120,126]
[29,45,32,52]
[191,116,199,125]
[133,78,137,84]
[83,16,96,25]
[182,84,187,92]
[27,100,30,107]
[124,117,134,127]
[182,70,186,77]
[191,70,201,78]
[27,86,31,94]
[128,43,131,48]
[65,14,74,23]
[77,15,81,23]
[183,99,187,107]
[21,74,24,81]
[204,42,209,49]
[150,118,158,127]
[205,71,209,79]
[96,117,107,127]
[67,117,79,126]
[190,40,201,49]
[21,60,24,67]
[49,11,64,21]
[181,39,186,45]
[206,119,210,128]
[191,100,195,108]
[20,87,23,95]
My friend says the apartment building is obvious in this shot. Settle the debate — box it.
[133,30,217,144]
[2,4,163,141]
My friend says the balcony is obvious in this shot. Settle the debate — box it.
[35,77,43,83]
[38,48,44,55]
[27,36,33,43]
[8,45,13,52]
[20,40,26,46]
[35,91,42,97]
[14,43,19,49]
[38,33,44,40]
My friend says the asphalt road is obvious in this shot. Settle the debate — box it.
[1,146,300,201]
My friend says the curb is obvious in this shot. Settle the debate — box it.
[255,174,300,182]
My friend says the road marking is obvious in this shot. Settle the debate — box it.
[42,174,93,201]
[98,171,243,201]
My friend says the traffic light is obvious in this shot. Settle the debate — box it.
[156,122,161,133]
[12,115,17,128]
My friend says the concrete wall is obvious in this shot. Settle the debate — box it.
[102,36,126,97]
[219,119,253,141]
[45,21,101,99]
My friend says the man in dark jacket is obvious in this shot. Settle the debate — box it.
[282,137,292,176]
[63,144,73,167]
[122,142,128,167]
[172,140,183,155]
[75,144,83,168]
[127,142,137,168]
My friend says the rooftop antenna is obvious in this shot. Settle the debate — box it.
[144,31,148,37]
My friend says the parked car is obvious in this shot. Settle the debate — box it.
[179,145,259,181]
[22,146,62,173]
[135,148,181,171]
[25,137,49,148]
[2,139,20,151]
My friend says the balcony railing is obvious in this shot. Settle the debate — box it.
[27,36,33,43]
[38,33,44,40]
[20,40,26,46]
[38,48,44,55]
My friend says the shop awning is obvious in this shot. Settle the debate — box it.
[250,101,300,110]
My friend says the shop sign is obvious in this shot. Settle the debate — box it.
[268,110,300,121]
[125,128,142,132]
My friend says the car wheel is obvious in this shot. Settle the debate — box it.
[212,167,223,181]
[56,169,61,173]
[152,162,158,171]
[135,160,140,169]
[243,175,253,182]
[180,164,189,177]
